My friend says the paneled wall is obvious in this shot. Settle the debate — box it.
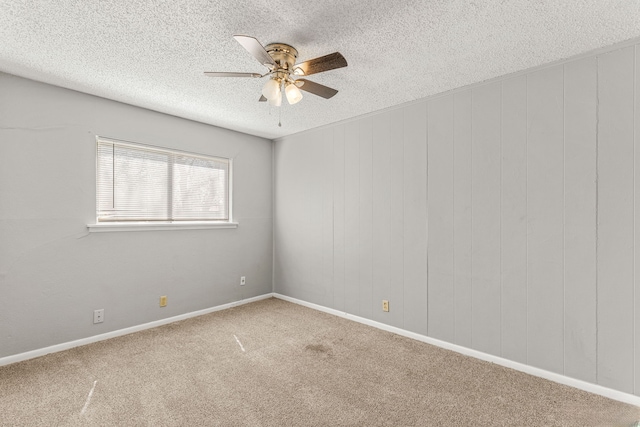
[274,44,640,396]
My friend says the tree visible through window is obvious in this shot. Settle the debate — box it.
[97,138,229,222]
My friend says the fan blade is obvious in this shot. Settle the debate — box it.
[259,95,267,102]
[204,72,262,78]
[233,35,276,67]
[294,52,347,76]
[296,79,339,99]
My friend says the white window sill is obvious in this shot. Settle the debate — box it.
[87,221,238,233]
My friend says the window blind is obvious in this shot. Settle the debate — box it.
[97,139,229,222]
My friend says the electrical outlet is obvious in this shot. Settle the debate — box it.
[382,300,389,312]
[93,309,104,324]
[240,276,246,286]
[160,295,167,307]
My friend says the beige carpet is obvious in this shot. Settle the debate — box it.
[0,297,639,426]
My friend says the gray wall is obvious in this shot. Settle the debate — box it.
[274,44,640,396]
[0,73,273,358]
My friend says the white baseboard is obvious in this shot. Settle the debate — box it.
[0,293,274,368]
[273,293,640,408]
[3,291,638,407]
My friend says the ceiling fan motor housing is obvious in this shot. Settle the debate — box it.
[265,43,298,77]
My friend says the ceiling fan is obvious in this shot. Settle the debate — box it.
[205,35,347,107]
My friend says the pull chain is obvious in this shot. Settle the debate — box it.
[278,80,284,127]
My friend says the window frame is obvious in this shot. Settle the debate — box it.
[88,136,237,232]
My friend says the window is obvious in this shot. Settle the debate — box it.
[96,138,230,223]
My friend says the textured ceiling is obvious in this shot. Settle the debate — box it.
[1,1,640,140]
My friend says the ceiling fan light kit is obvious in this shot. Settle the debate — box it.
[262,78,281,101]
[268,91,282,107]
[205,35,347,108]
[285,82,303,105]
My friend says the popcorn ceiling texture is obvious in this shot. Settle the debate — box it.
[1,0,639,139]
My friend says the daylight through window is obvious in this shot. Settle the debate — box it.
[96,138,230,222]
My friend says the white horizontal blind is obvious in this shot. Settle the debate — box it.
[97,139,229,222]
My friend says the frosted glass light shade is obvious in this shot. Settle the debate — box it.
[285,83,303,105]
[268,92,282,107]
[262,78,281,100]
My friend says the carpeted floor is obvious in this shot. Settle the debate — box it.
[0,297,639,426]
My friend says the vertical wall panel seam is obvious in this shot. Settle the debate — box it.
[359,129,361,315]
[401,109,405,329]
[453,95,457,343]
[400,107,407,329]
[633,45,637,395]
[525,75,529,365]
[359,124,363,316]
[371,119,374,317]
[595,54,600,384]
[342,133,347,306]
[469,89,474,348]
[426,101,430,335]
[500,81,504,357]
[562,64,567,376]
[332,127,336,310]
